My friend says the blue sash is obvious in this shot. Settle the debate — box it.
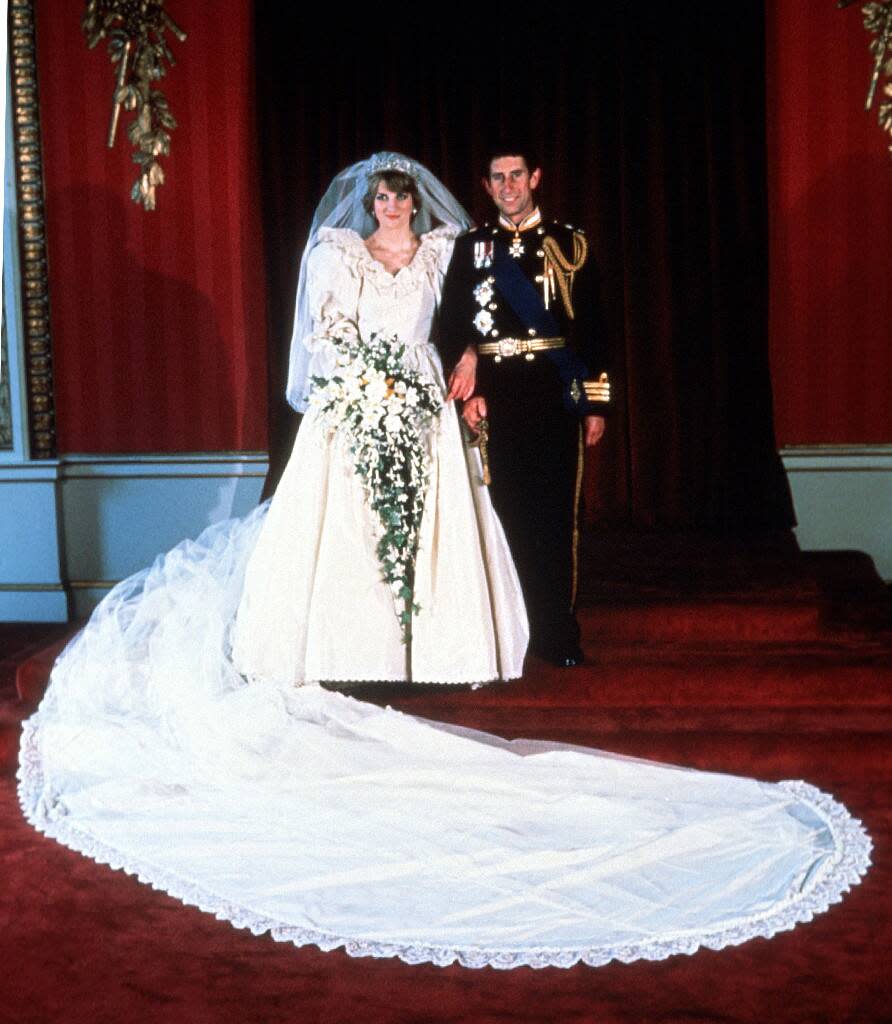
[491,245,561,336]
[491,243,591,412]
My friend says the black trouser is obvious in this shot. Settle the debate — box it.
[478,354,582,655]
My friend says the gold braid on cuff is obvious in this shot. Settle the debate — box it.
[583,373,611,403]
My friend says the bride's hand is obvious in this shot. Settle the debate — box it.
[446,347,477,402]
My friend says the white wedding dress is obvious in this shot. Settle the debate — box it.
[17,227,870,970]
[230,226,527,685]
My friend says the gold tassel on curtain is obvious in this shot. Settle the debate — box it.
[82,1,186,210]
[839,0,892,155]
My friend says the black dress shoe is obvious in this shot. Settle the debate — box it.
[555,646,585,668]
[532,643,585,668]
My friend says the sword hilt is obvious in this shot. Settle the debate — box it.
[468,418,491,486]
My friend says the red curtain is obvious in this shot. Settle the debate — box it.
[766,1,892,446]
[36,0,267,453]
[255,4,794,531]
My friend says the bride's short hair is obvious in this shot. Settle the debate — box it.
[363,170,421,217]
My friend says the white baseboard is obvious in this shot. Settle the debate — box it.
[781,445,892,581]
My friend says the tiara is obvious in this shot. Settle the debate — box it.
[367,152,418,178]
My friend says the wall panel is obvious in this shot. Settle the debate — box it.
[35,1,267,453]
[766,1,892,445]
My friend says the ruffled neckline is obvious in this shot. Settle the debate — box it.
[317,225,457,292]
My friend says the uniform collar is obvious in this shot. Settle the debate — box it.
[498,207,542,233]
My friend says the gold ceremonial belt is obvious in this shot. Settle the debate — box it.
[478,337,566,362]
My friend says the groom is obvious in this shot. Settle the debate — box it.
[440,145,611,667]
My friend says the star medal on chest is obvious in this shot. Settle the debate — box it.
[474,277,495,307]
[473,274,497,336]
[509,232,525,259]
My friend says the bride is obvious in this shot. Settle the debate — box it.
[229,153,527,685]
[18,153,870,970]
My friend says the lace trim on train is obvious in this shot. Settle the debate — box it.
[239,673,517,689]
[17,718,872,971]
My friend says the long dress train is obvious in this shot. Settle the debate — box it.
[17,227,870,970]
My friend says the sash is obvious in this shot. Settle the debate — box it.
[491,244,593,412]
[491,245,561,336]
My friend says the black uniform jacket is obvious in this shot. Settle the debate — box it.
[439,213,611,416]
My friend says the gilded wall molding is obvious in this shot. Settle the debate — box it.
[0,318,13,449]
[7,0,56,459]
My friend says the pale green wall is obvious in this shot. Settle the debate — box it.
[783,446,892,581]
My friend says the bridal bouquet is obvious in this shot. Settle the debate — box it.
[309,333,443,643]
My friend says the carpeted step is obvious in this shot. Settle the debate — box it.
[579,536,890,628]
[345,650,892,711]
[580,599,823,642]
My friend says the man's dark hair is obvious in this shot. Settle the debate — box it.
[482,143,541,179]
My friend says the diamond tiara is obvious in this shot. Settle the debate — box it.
[367,152,418,178]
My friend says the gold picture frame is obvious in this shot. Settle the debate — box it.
[7,0,56,459]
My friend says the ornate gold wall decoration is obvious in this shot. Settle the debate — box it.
[82,1,186,210]
[8,0,56,460]
[0,312,13,451]
[839,0,892,153]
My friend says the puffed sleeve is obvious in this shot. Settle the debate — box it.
[423,224,460,288]
[303,230,363,354]
[292,230,365,397]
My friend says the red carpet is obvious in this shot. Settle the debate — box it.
[1,536,890,1023]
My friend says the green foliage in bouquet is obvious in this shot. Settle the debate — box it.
[311,334,443,643]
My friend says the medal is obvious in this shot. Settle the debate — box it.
[473,241,494,269]
[474,277,495,307]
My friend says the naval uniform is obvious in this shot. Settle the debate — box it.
[439,208,611,661]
